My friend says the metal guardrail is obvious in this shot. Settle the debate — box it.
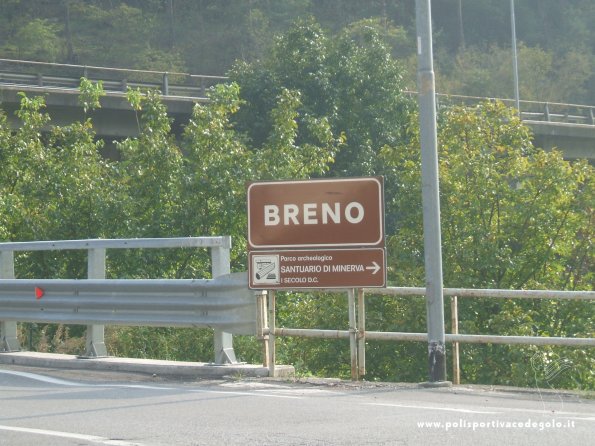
[264,287,595,381]
[0,58,228,99]
[0,274,255,331]
[407,90,595,126]
[0,237,229,251]
[0,237,252,364]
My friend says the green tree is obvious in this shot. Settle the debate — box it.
[378,100,593,388]
[329,19,412,176]
[63,1,186,71]
[178,82,338,268]
[437,101,592,290]
[117,89,183,237]
[437,43,593,104]
[0,90,118,357]
[10,18,64,61]
[0,92,118,278]
[230,18,412,179]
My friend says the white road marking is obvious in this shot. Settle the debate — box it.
[0,369,303,399]
[187,388,304,399]
[0,369,174,390]
[0,425,144,446]
[5,369,592,416]
[365,402,501,414]
[366,402,595,420]
[0,369,86,386]
[491,405,595,419]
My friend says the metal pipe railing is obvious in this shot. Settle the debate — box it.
[0,58,228,99]
[403,90,595,126]
[265,286,595,381]
[0,58,592,123]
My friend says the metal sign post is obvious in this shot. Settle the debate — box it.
[267,290,276,377]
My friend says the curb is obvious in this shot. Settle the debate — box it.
[0,352,295,379]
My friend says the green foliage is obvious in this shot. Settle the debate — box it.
[275,291,351,378]
[1,92,118,278]
[78,77,104,114]
[380,101,593,291]
[230,18,413,179]
[0,74,340,358]
[18,323,86,355]
[106,327,213,362]
[438,44,593,104]
[105,325,263,365]
[1,1,594,102]
[0,1,593,102]
[101,78,340,352]
[1,11,592,388]
[7,18,64,61]
[377,100,593,389]
[438,101,592,290]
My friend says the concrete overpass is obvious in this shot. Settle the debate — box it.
[0,83,203,139]
[525,120,595,160]
[0,58,225,141]
[1,58,594,161]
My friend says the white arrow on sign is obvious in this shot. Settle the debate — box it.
[366,261,381,275]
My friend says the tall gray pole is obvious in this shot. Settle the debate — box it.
[510,0,520,112]
[415,0,447,383]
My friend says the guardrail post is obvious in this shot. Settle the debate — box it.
[590,108,594,125]
[211,236,236,364]
[85,248,108,357]
[544,103,550,121]
[357,288,366,377]
[0,250,20,352]
[451,296,460,385]
[162,72,169,96]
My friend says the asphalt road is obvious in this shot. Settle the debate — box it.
[0,365,593,446]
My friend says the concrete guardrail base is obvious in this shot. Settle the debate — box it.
[0,352,295,379]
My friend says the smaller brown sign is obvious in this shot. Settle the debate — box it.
[249,248,386,289]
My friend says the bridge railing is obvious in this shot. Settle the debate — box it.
[2,59,593,125]
[0,58,228,99]
[264,287,595,382]
[406,90,595,126]
[0,237,253,364]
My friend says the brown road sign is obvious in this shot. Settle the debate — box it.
[249,248,386,289]
[247,177,384,249]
